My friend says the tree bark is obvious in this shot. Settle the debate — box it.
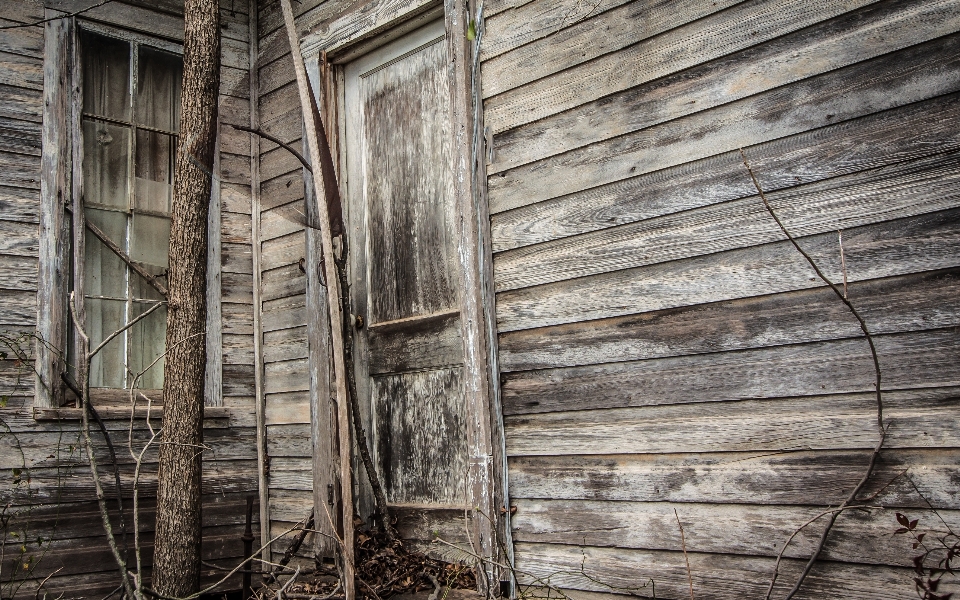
[153,0,220,595]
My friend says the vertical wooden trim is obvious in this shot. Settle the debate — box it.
[205,129,224,407]
[249,0,271,565]
[36,13,74,409]
[443,0,502,589]
[469,2,514,580]
[71,17,86,402]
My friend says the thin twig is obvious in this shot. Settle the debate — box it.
[674,509,694,600]
[92,300,165,357]
[838,230,848,299]
[33,566,63,600]
[0,0,116,29]
[69,292,137,600]
[277,567,301,600]
[740,149,882,431]
[741,149,887,600]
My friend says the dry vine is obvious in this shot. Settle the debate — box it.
[740,149,887,600]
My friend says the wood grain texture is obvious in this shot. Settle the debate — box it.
[480,0,636,61]
[0,185,39,224]
[481,0,742,94]
[503,387,960,456]
[483,0,875,129]
[367,310,463,374]
[373,367,468,504]
[513,542,959,600]
[0,82,42,123]
[299,0,434,56]
[487,0,960,173]
[502,328,960,415]
[500,269,960,372]
[487,32,960,213]
[496,208,960,332]
[507,449,960,508]
[513,500,960,567]
[491,91,960,251]
[495,151,960,292]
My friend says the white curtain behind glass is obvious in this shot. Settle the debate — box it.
[81,30,180,392]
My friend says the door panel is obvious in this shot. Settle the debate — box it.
[360,33,457,325]
[343,19,468,523]
[373,367,466,504]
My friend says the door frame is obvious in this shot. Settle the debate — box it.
[303,0,511,590]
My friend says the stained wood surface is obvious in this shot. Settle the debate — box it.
[504,386,960,456]
[374,368,467,504]
[508,449,960,508]
[495,151,960,291]
[513,542,959,600]
[484,0,878,131]
[499,269,960,372]
[513,500,960,567]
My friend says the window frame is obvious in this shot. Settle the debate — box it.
[36,15,222,412]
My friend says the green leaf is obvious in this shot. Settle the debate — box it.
[467,19,477,41]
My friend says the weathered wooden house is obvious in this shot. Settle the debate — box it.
[2,0,959,597]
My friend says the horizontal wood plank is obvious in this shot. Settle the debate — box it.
[504,387,960,455]
[496,209,960,331]
[513,500,960,567]
[499,269,960,372]
[502,328,960,415]
[507,449,960,508]
[513,542,957,600]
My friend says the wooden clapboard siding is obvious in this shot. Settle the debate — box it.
[255,0,316,556]
[513,542,960,600]
[482,0,960,596]
[488,0,960,174]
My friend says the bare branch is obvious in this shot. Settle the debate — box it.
[741,149,887,600]
[85,220,168,297]
[69,292,138,599]
[91,300,165,358]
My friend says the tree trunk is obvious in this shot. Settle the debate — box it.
[153,0,220,595]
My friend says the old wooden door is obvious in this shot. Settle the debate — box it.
[342,19,468,537]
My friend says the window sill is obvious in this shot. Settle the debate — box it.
[33,405,232,422]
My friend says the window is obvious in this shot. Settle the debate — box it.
[76,29,182,394]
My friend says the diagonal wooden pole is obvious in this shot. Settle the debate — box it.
[278,2,355,598]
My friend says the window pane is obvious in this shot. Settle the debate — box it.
[84,208,127,299]
[137,46,182,132]
[86,298,126,389]
[83,120,131,210]
[135,129,173,214]
[130,213,170,269]
[81,30,131,121]
[129,301,166,389]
